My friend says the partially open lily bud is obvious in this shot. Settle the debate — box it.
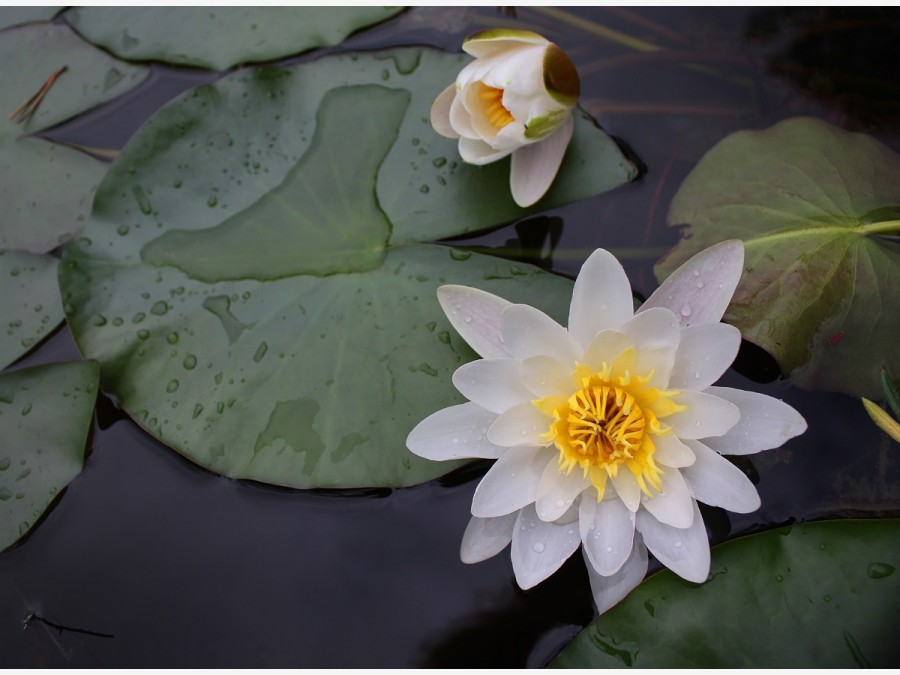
[430,29,581,208]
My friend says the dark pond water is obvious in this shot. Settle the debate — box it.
[3,6,900,667]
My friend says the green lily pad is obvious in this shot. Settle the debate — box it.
[64,6,405,71]
[0,250,64,370]
[552,519,900,668]
[0,7,60,31]
[657,117,900,398]
[0,23,148,252]
[0,361,99,552]
[59,48,635,488]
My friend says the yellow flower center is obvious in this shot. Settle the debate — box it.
[477,82,515,130]
[535,357,685,501]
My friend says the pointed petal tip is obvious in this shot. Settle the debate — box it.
[509,115,574,207]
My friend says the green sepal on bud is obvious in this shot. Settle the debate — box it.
[524,109,568,140]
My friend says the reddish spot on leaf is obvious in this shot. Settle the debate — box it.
[828,331,844,346]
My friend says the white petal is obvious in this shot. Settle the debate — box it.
[682,440,760,513]
[471,445,550,517]
[667,390,740,439]
[406,402,505,460]
[620,306,681,352]
[568,249,635,350]
[509,115,574,207]
[501,303,579,363]
[652,433,695,468]
[641,239,745,326]
[453,359,532,414]
[636,501,710,583]
[458,136,511,165]
[584,536,648,615]
[640,468,694,528]
[460,513,517,563]
[579,495,636,575]
[510,504,582,589]
[610,470,641,512]
[703,386,807,455]
[535,460,590,522]
[437,285,510,359]
[487,402,551,447]
[633,346,676,389]
[520,355,574,398]
[462,29,549,59]
[449,90,478,139]
[668,323,741,390]
[581,330,632,373]
[430,84,459,139]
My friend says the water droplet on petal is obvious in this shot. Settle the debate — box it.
[680,303,692,317]
[674,540,683,548]
[532,542,545,553]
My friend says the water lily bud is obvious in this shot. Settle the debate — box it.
[430,29,581,208]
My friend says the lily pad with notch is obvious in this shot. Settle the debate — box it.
[657,117,900,398]
[59,47,637,489]
[0,23,148,252]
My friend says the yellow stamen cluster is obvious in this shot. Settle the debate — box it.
[477,82,515,129]
[536,356,685,501]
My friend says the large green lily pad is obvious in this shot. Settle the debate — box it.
[657,117,900,398]
[0,23,148,252]
[59,48,637,488]
[0,250,64,370]
[65,6,405,71]
[553,519,900,668]
[0,361,99,552]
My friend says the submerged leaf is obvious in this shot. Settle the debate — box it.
[0,23,148,252]
[0,250,64,370]
[657,117,900,398]
[65,6,405,71]
[552,519,900,668]
[0,361,99,551]
[59,48,636,489]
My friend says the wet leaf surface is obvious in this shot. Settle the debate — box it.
[657,117,900,398]
[0,251,64,370]
[0,23,148,252]
[59,48,637,488]
[0,361,99,552]
[65,6,405,71]
[552,519,900,668]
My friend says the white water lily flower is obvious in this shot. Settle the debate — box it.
[407,241,807,614]
[430,29,580,208]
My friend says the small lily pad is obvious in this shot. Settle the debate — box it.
[0,23,148,252]
[0,361,99,552]
[0,250,64,370]
[552,519,900,668]
[657,117,900,398]
[59,47,636,488]
[65,6,405,70]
